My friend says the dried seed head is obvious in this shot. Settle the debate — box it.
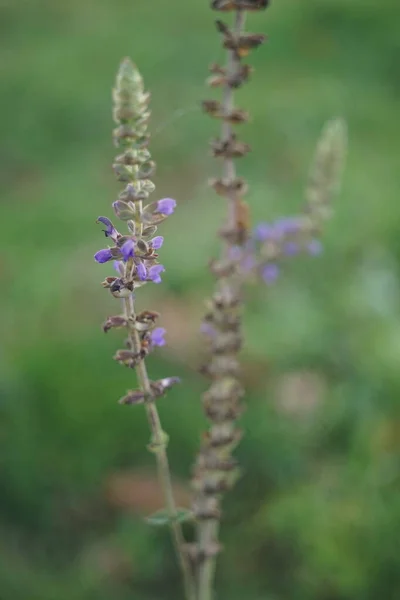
[150,376,181,397]
[200,355,240,378]
[209,177,248,197]
[135,310,160,332]
[192,497,221,521]
[114,348,145,368]
[119,389,146,405]
[215,20,266,57]
[210,135,251,159]
[209,257,237,278]
[103,315,129,333]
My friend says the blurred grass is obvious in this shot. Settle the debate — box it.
[1,0,400,598]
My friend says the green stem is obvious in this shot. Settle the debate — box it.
[124,295,196,600]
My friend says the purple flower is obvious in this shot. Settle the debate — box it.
[307,239,323,255]
[151,236,164,250]
[148,264,165,283]
[97,216,118,242]
[274,217,300,237]
[261,263,279,284]
[121,239,135,261]
[150,327,166,347]
[200,322,216,337]
[94,248,114,264]
[113,260,123,274]
[156,198,176,215]
[136,262,147,281]
[254,222,274,242]
[283,241,299,256]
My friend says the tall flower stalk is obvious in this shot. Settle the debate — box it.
[191,2,269,599]
[94,58,195,600]
[91,13,347,600]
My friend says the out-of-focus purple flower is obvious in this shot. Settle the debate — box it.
[255,217,302,244]
[156,198,176,215]
[307,239,323,255]
[121,239,135,261]
[254,222,274,242]
[200,322,216,337]
[136,262,147,281]
[274,217,300,237]
[97,216,119,242]
[150,327,166,347]
[151,236,164,250]
[148,264,165,283]
[241,254,256,272]
[94,248,114,264]
[283,241,299,256]
[261,263,279,284]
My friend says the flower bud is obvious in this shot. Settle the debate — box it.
[112,200,136,221]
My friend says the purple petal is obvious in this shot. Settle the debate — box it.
[156,198,176,216]
[136,262,147,281]
[148,264,165,283]
[261,263,279,284]
[113,260,123,274]
[94,248,114,264]
[97,216,118,241]
[200,322,216,337]
[254,222,274,242]
[151,236,164,250]
[283,241,299,256]
[121,239,135,261]
[150,327,166,347]
[274,217,300,237]
[307,239,323,255]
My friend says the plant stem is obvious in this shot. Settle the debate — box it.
[123,294,196,600]
[197,10,246,600]
[223,10,246,236]
[197,520,218,600]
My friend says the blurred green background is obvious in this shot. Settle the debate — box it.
[2,0,400,598]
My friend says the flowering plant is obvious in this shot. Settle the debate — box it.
[93,3,346,599]
[93,58,195,599]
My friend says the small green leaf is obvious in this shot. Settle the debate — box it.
[145,508,193,527]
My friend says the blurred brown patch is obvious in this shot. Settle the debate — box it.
[82,541,134,582]
[371,418,400,455]
[274,370,326,418]
[105,469,192,515]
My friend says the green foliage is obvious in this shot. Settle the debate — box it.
[146,509,193,527]
[1,0,400,598]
